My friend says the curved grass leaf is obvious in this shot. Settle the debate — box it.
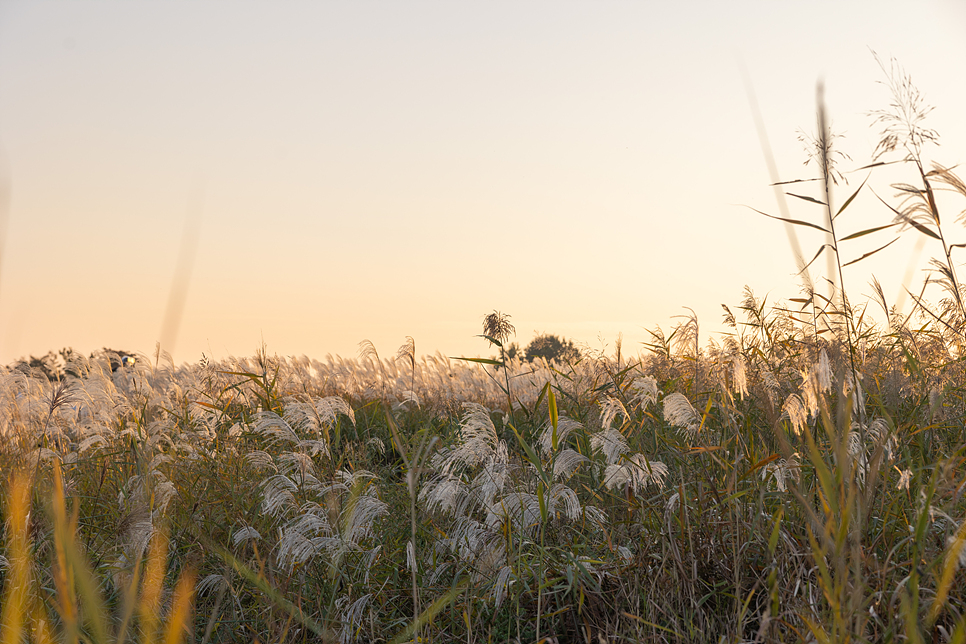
[745,206,830,233]
[842,237,900,267]
[787,192,827,206]
[450,356,503,366]
[840,221,901,241]
[833,175,869,219]
[800,243,834,274]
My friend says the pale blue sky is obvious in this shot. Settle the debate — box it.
[1,1,964,363]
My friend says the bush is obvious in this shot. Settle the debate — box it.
[524,333,580,364]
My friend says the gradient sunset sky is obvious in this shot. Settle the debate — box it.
[1,1,964,364]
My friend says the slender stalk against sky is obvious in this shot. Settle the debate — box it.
[0,1,963,363]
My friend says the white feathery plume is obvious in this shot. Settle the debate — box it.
[276,530,325,567]
[152,475,177,514]
[419,474,470,516]
[801,367,821,419]
[336,468,379,489]
[547,483,582,521]
[197,574,228,596]
[896,467,912,491]
[488,492,541,534]
[253,411,299,445]
[629,376,659,410]
[599,396,629,431]
[77,434,109,454]
[340,494,389,547]
[438,403,501,474]
[278,451,316,480]
[551,449,588,481]
[867,417,895,461]
[844,370,866,417]
[246,450,277,472]
[295,439,328,458]
[148,453,174,471]
[663,392,698,428]
[260,474,299,517]
[731,355,748,399]
[394,390,420,411]
[472,459,510,509]
[760,454,801,492]
[603,454,668,493]
[287,504,331,536]
[339,594,373,644]
[590,427,628,465]
[816,349,833,392]
[538,416,582,454]
[406,540,417,573]
[231,526,261,546]
[492,566,514,611]
[782,394,808,436]
[761,367,781,406]
[427,561,453,587]
[362,546,381,584]
[663,393,700,439]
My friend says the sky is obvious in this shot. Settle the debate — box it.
[0,1,964,365]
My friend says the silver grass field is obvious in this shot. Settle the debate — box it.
[2,58,966,644]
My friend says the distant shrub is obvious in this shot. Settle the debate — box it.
[524,333,580,364]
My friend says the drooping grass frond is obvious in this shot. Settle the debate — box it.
[731,354,749,399]
[760,454,801,492]
[231,526,261,546]
[590,427,628,465]
[338,593,373,644]
[551,448,588,481]
[783,394,808,436]
[260,474,299,517]
[537,416,582,454]
[599,396,630,431]
[663,392,700,439]
[629,375,659,410]
[436,403,501,474]
[491,565,514,611]
[278,451,317,482]
[547,483,582,521]
[394,390,420,411]
[603,454,669,493]
[197,574,228,596]
[406,540,416,573]
[396,336,416,368]
[357,339,379,362]
[340,493,389,548]
[488,492,541,534]
[246,450,277,472]
[471,458,510,508]
[419,474,470,516]
[253,411,299,445]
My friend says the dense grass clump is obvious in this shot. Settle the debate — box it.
[2,302,966,643]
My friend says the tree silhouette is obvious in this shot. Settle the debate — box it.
[524,333,580,364]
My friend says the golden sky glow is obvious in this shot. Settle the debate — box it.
[1,1,964,364]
